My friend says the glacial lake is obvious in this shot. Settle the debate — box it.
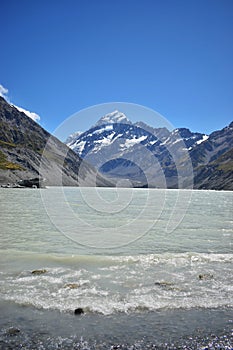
[0,187,232,349]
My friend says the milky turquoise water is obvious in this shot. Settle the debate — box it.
[0,187,232,349]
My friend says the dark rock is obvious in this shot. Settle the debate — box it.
[18,177,43,188]
[6,327,20,336]
[64,283,79,289]
[74,308,84,315]
[154,281,179,291]
[154,281,173,287]
[31,269,47,275]
[199,274,214,280]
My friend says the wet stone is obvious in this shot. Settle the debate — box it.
[6,327,20,336]
[64,283,79,289]
[74,308,84,315]
[31,269,47,275]
[198,274,214,280]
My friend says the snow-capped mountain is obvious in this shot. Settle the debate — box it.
[66,111,233,189]
[65,111,207,188]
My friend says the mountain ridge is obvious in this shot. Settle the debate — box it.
[66,111,233,190]
[1,98,232,190]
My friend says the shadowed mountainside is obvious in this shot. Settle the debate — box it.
[0,97,112,187]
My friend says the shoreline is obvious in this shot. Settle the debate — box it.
[0,185,233,191]
[0,301,232,349]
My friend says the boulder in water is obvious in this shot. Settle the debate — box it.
[64,283,79,289]
[31,269,47,275]
[17,177,44,188]
[155,281,173,287]
[154,281,178,291]
[6,327,20,336]
[198,274,214,280]
[74,308,84,315]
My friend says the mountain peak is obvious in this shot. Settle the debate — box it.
[95,110,131,127]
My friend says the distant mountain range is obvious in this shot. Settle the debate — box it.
[0,97,112,187]
[66,110,233,190]
[0,96,232,190]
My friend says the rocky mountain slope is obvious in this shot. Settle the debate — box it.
[191,122,233,190]
[0,97,112,187]
[66,111,233,190]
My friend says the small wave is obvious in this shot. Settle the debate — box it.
[1,250,233,267]
[0,250,232,316]
[1,267,232,315]
[110,252,233,267]
[3,292,233,316]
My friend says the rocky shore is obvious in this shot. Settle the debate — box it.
[0,177,45,189]
[0,300,232,350]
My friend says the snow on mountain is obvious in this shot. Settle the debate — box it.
[66,131,83,146]
[196,134,209,145]
[93,124,114,134]
[160,128,204,148]
[124,135,148,148]
[73,140,86,153]
[94,110,131,127]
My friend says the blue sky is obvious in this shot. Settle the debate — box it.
[1,0,233,138]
